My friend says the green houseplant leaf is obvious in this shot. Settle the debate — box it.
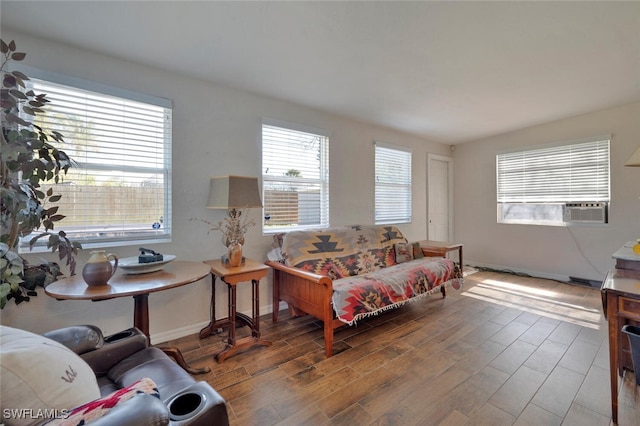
[1,38,80,308]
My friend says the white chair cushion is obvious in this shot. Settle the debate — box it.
[0,326,100,426]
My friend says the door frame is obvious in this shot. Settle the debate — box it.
[427,153,454,241]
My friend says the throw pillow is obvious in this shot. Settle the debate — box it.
[45,377,159,426]
[412,242,425,259]
[394,242,414,263]
[0,326,100,426]
[266,233,286,263]
[357,250,381,273]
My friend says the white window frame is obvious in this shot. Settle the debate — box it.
[261,119,329,233]
[375,142,412,225]
[17,66,172,251]
[496,136,610,226]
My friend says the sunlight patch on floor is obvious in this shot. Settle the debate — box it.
[461,278,603,330]
[480,278,559,298]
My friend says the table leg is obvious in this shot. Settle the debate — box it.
[133,294,210,375]
[252,279,260,338]
[251,279,271,348]
[228,284,237,345]
[607,293,619,424]
[272,270,280,323]
[133,294,150,338]
[199,273,219,339]
[458,246,464,272]
[216,279,272,363]
[216,284,237,363]
[162,347,210,375]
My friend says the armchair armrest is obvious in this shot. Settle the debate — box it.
[266,260,340,358]
[42,378,170,426]
[66,393,169,426]
[43,325,104,355]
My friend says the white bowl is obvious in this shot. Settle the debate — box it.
[118,254,176,275]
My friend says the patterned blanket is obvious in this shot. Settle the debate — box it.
[281,225,463,325]
[332,257,461,324]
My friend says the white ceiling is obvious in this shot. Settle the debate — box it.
[2,1,640,144]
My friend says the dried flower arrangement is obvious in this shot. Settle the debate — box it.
[191,209,256,248]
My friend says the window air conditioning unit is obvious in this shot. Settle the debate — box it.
[563,202,608,224]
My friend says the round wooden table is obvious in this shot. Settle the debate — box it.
[45,260,211,374]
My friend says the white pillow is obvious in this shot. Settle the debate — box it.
[0,326,100,426]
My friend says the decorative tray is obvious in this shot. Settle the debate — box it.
[119,255,176,275]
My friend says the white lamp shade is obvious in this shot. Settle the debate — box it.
[625,145,640,167]
[207,176,263,209]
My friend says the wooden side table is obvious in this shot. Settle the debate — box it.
[201,258,272,362]
[419,240,463,270]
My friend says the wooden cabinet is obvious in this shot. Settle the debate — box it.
[601,242,640,423]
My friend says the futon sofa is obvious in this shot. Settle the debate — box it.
[266,224,463,357]
[0,325,228,426]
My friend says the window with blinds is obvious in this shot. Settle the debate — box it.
[262,120,329,232]
[19,76,172,251]
[496,137,610,224]
[375,142,412,224]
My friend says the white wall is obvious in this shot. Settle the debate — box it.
[454,101,640,282]
[0,30,451,341]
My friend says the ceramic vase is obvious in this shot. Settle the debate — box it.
[227,242,243,267]
[82,250,118,286]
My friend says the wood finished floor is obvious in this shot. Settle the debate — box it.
[165,271,640,425]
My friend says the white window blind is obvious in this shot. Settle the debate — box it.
[496,138,610,225]
[497,138,610,203]
[262,121,329,232]
[375,142,412,224]
[19,77,172,250]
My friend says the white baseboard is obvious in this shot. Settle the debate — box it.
[465,260,570,283]
[150,301,287,345]
[150,321,210,345]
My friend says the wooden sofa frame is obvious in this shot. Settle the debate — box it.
[266,260,446,357]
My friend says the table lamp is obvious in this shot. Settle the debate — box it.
[207,176,263,266]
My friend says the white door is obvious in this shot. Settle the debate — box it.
[427,154,453,241]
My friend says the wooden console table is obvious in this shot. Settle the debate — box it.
[601,242,640,424]
[45,260,211,374]
[201,259,272,362]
